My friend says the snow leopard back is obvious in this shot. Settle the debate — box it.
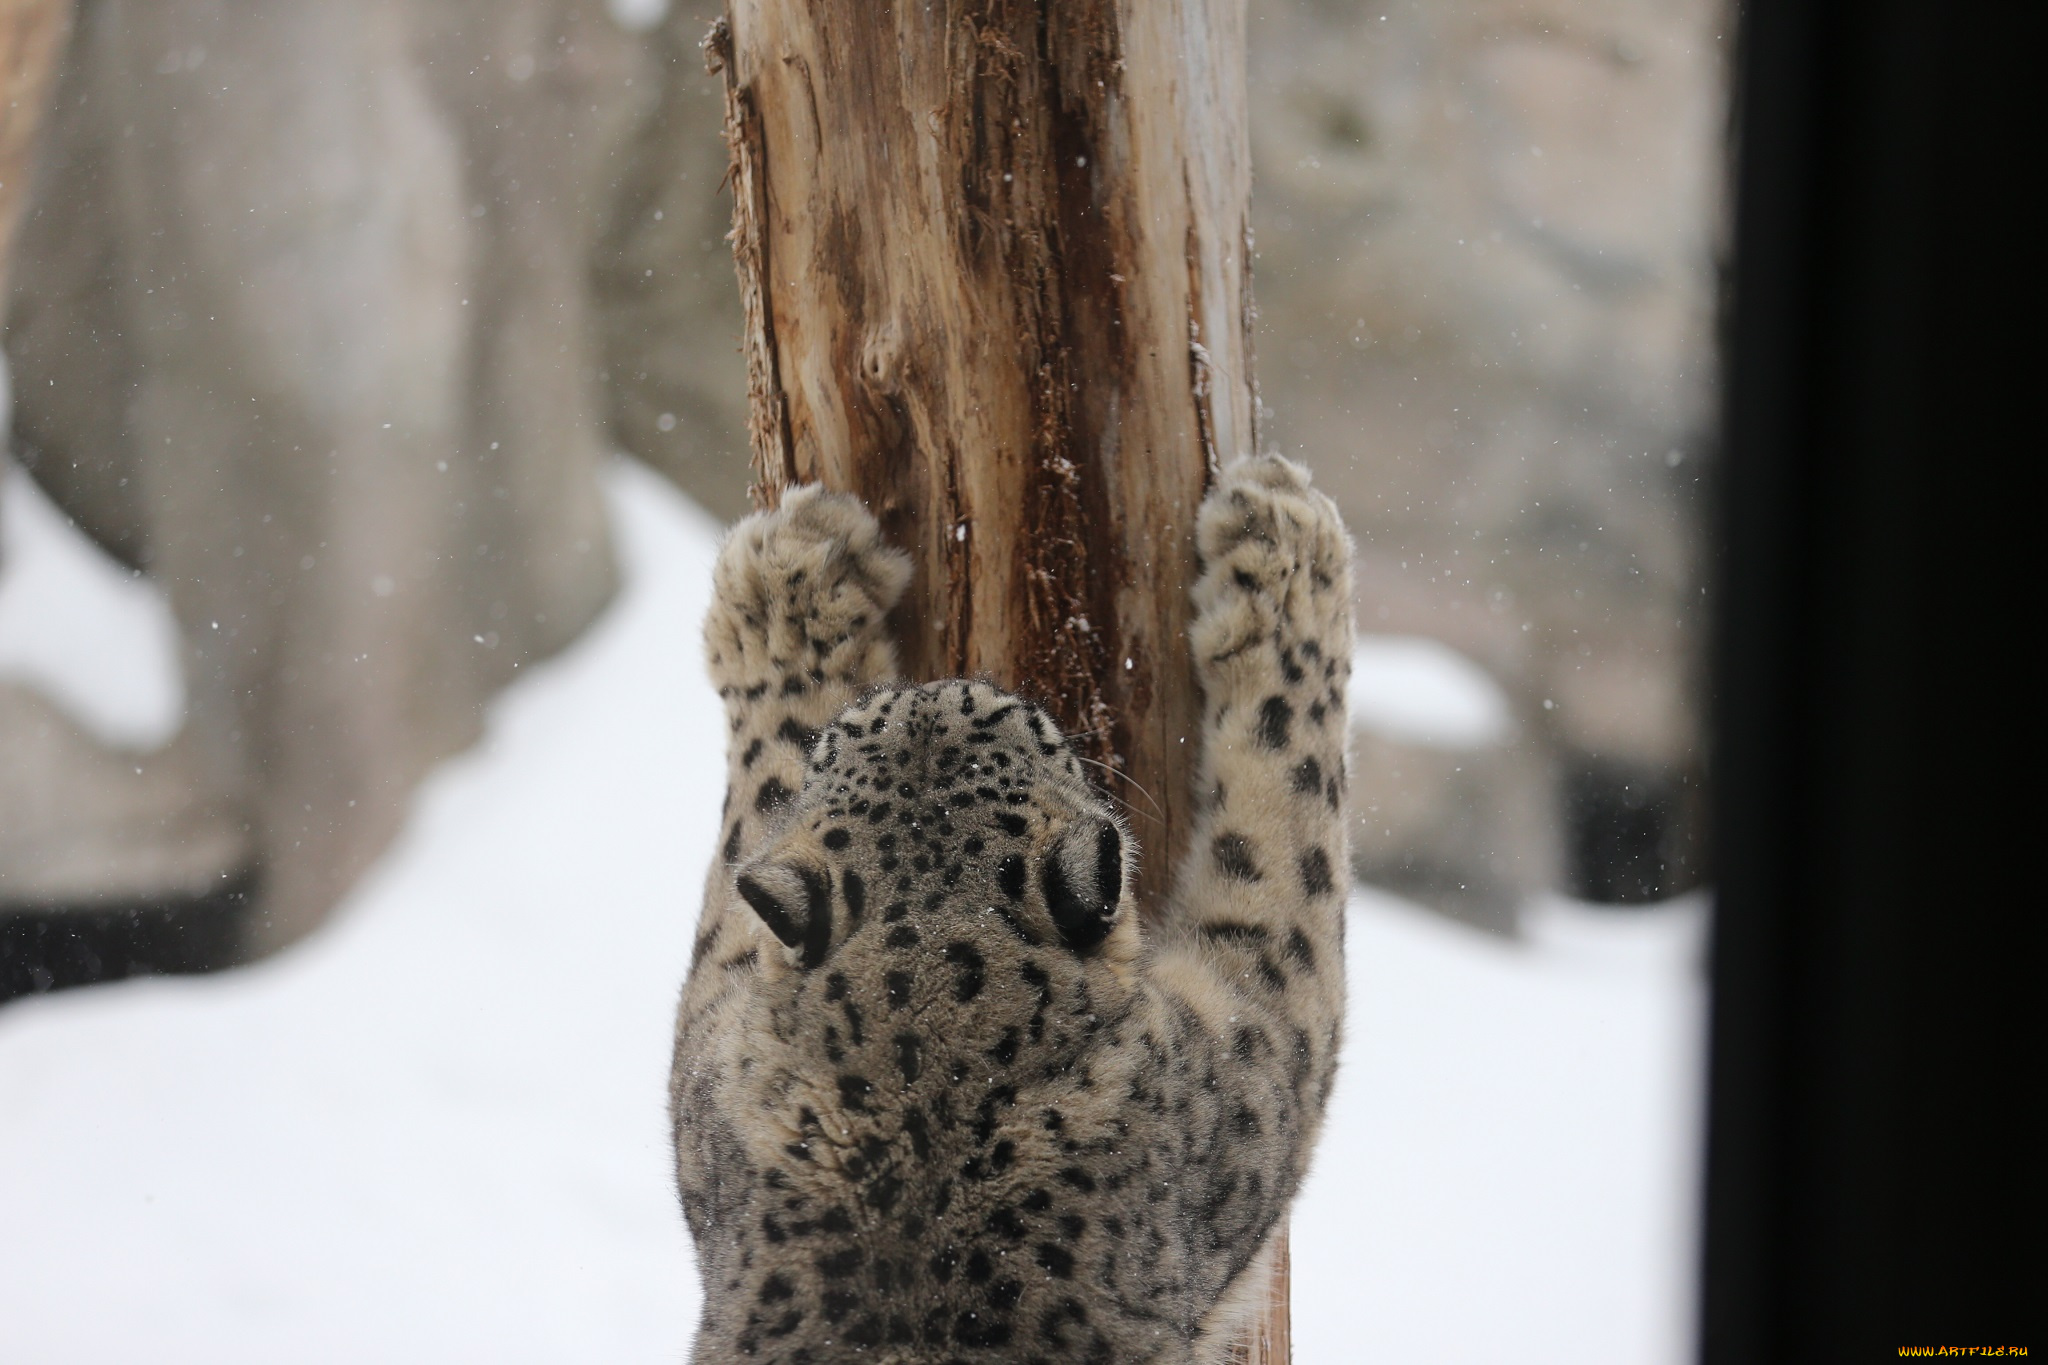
[673,460,1352,1363]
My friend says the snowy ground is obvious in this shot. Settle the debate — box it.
[0,459,1707,1363]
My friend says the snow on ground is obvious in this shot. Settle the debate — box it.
[0,459,184,751]
[1293,889,1705,1364]
[0,460,1706,1362]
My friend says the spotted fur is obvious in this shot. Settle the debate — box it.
[672,458,1353,1363]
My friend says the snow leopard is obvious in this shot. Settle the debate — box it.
[671,455,1353,1363]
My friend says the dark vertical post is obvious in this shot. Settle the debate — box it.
[1702,0,2034,1355]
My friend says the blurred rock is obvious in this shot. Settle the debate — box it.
[1343,635,1553,935]
[0,681,246,905]
[1,0,745,955]
[589,7,752,522]
[1348,725,1555,937]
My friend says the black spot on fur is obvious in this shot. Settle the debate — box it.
[1257,696,1294,749]
[996,812,1029,837]
[1020,961,1054,1007]
[1233,1025,1270,1060]
[895,1033,923,1083]
[754,777,793,814]
[1212,834,1264,881]
[1035,1243,1075,1278]
[778,717,819,753]
[954,1314,1013,1348]
[841,869,866,922]
[987,1206,1028,1239]
[865,1173,904,1214]
[997,855,1027,900]
[1291,756,1324,795]
[1286,927,1318,972]
[822,827,851,851]
[886,970,913,1008]
[816,1247,863,1279]
[722,821,744,865]
[905,1107,932,1160]
[946,943,986,1002]
[1299,846,1335,897]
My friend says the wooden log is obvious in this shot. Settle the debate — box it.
[0,0,69,298]
[708,0,1286,1353]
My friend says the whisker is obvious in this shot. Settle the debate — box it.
[1101,785,1158,826]
[1098,786,1164,830]
[1071,752,1168,826]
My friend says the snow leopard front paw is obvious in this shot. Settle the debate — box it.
[1190,455,1354,706]
[705,485,912,695]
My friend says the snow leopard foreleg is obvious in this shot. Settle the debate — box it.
[1156,454,1354,1348]
[683,486,910,1010]
[670,487,908,1260]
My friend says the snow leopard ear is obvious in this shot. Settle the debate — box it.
[735,860,833,969]
[1042,819,1127,953]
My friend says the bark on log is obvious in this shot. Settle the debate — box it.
[0,0,69,298]
[708,1,1286,1354]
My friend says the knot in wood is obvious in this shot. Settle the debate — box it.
[859,320,908,396]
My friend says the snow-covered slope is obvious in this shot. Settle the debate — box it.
[1293,888,1705,1364]
[0,461,1704,1362]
